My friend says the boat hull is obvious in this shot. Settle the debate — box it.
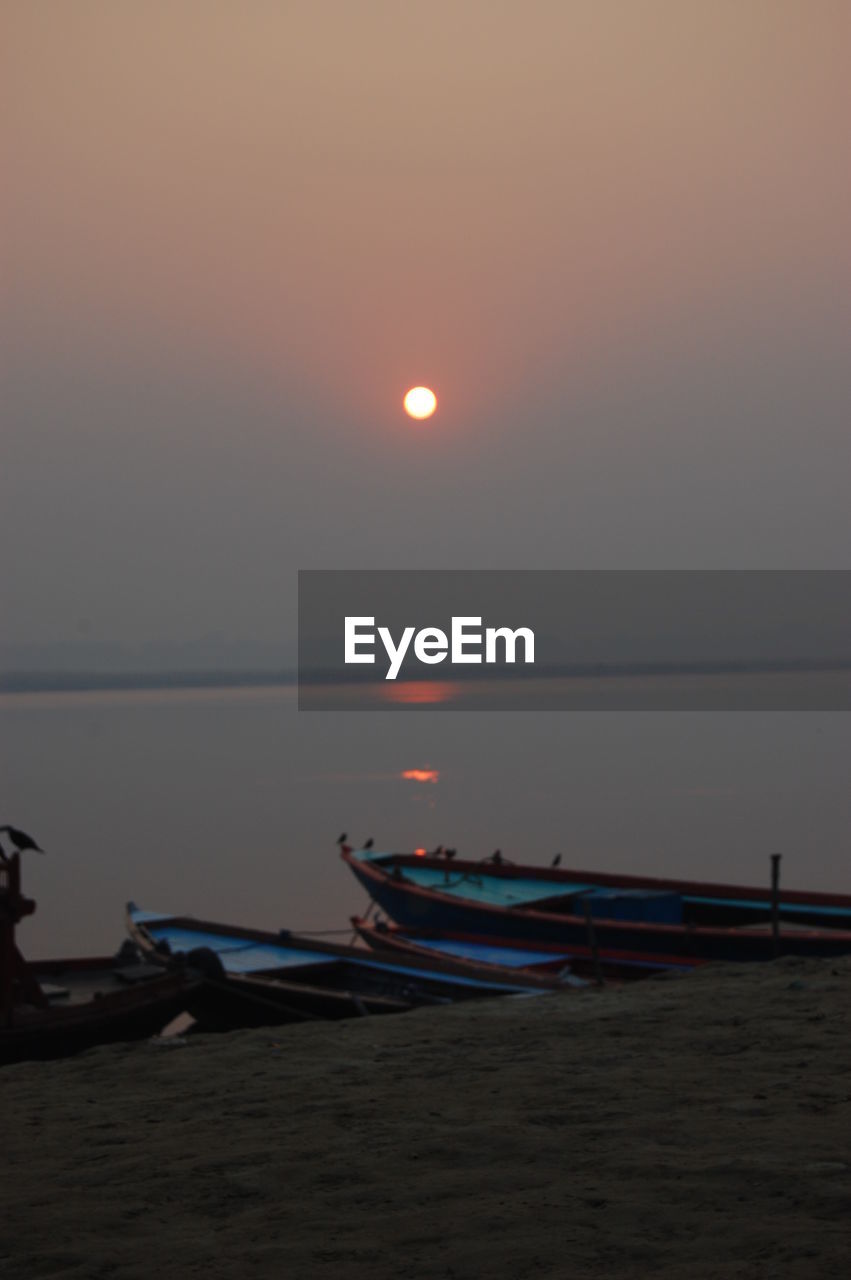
[1,963,201,1065]
[344,851,851,965]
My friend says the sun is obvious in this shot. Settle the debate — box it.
[403,386,437,420]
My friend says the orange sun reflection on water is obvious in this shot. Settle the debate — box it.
[381,681,459,705]
[401,769,440,784]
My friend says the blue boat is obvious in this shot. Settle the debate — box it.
[342,846,851,968]
[351,916,685,981]
[126,904,572,1030]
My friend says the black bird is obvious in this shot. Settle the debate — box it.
[337,832,348,846]
[363,838,374,849]
[0,825,44,858]
[551,853,562,867]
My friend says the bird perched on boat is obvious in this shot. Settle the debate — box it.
[0,825,44,861]
[551,853,562,867]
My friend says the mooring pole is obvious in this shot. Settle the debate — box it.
[770,853,782,958]
[0,887,14,1029]
[0,855,40,1027]
[582,896,604,986]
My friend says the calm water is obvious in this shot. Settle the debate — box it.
[2,685,849,957]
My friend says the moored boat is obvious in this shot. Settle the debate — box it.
[342,845,851,966]
[2,956,205,1065]
[351,916,685,981]
[127,904,574,1030]
[1,853,203,1065]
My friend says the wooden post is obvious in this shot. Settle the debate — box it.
[1,855,20,1028]
[770,853,782,958]
[582,896,604,986]
[0,854,42,1027]
[1,903,14,1030]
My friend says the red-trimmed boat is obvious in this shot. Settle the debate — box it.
[342,845,851,968]
[351,916,686,981]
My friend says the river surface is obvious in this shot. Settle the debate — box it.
[2,684,849,957]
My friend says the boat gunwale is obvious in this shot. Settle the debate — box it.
[354,851,851,908]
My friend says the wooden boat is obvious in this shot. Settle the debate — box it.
[342,845,851,967]
[2,850,203,1064]
[127,903,571,1029]
[2,954,205,1066]
[351,916,682,981]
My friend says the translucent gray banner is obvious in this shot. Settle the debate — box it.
[298,571,851,710]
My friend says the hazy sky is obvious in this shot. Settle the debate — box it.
[3,2,849,665]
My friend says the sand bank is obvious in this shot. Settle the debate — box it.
[4,956,849,1279]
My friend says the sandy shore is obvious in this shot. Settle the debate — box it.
[4,956,850,1279]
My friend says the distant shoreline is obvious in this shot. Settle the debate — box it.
[2,657,849,697]
[0,670,297,695]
